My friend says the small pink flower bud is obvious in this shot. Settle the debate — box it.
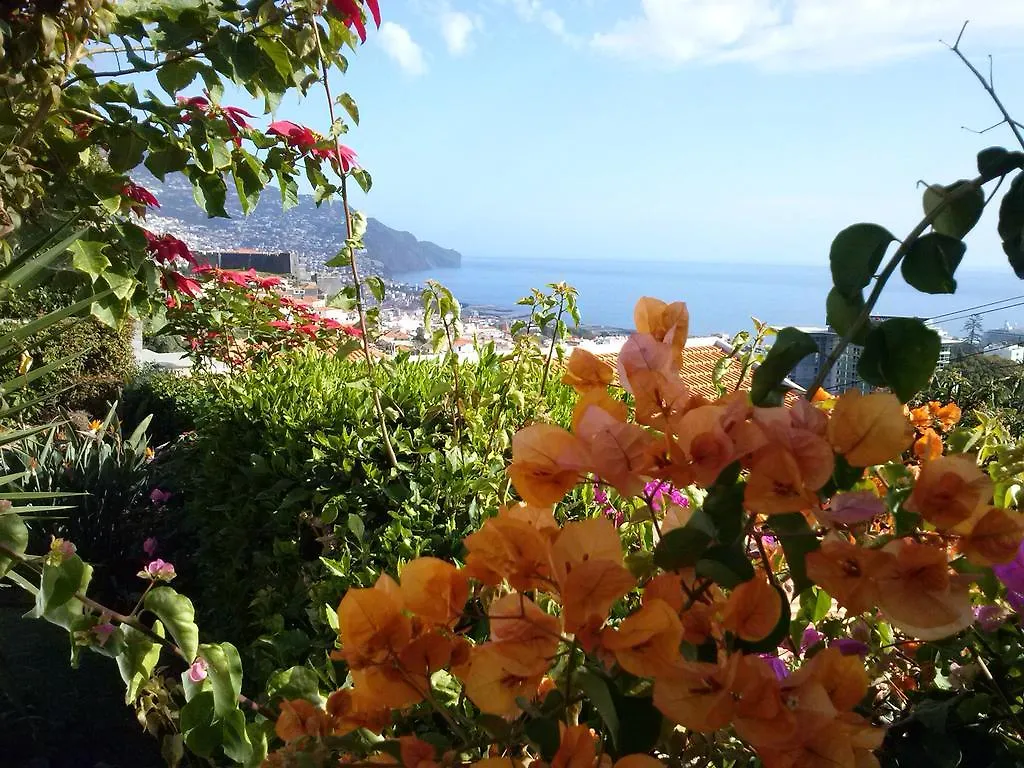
[143,537,158,557]
[138,558,176,582]
[188,658,208,683]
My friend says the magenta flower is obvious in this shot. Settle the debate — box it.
[593,480,609,506]
[644,479,689,512]
[760,654,788,680]
[143,537,158,557]
[188,657,208,683]
[832,638,869,657]
[973,604,1007,633]
[149,488,172,505]
[603,506,624,527]
[138,559,176,582]
[1008,591,1024,614]
[993,540,1024,594]
[121,182,160,210]
[800,626,824,654]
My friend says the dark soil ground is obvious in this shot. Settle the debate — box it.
[0,590,163,768]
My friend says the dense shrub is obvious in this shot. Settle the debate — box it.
[159,347,579,684]
[917,354,1024,438]
[120,368,215,446]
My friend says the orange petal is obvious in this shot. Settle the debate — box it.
[399,557,469,627]
[960,507,1024,566]
[337,586,411,668]
[904,455,993,531]
[551,517,625,585]
[576,405,659,497]
[562,348,615,392]
[572,388,629,433]
[601,598,683,678]
[653,661,735,732]
[721,574,782,642]
[561,559,635,636]
[913,428,943,461]
[509,424,591,506]
[744,450,818,516]
[827,391,914,467]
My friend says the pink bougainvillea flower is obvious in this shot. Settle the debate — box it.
[188,657,209,683]
[162,272,203,299]
[257,275,282,289]
[818,490,886,527]
[138,559,176,582]
[268,319,291,330]
[801,625,824,653]
[144,230,196,266]
[150,488,172,505]
[143,537,158,557]
[993,540,1024,593]
[1007,591,1024,613]
[760,653,788,680]
[92,622,117,647]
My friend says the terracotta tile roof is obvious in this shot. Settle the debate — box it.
[590,339,802,405]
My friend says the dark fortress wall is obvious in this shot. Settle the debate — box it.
[196,250,297,275]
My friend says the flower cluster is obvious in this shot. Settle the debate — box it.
[267,121,359,173]
[177,93,254,147]
[162,264,361,369]
[266,297,1024,768]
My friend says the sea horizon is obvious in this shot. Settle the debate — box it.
[398,255,1023,338]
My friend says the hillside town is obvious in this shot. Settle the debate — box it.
[139,248,1024,395]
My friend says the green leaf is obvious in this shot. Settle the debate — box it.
[857,317,941,402]
[826,288,871,346]
[156,59,203,95]
[652,510,715,571]
[277,171,299,211]
[351,168,372,194]
[180,690,221,758]
[923,180,984,240]
[608,691,661,758]
[117,622,164,703]
[829,223,895,294]
[0,514,28,578]
[145,145,190,181]
[103,269,137,301]
[338,93,360,125]
[524,716,560,761]
[366,276,385,303]
[574,669,619,750]
[998,172,1024,278]
[38,555,90,613]
[901,233,965,294]
[765,512,819,594]
[977,147,1024,178]
[266,666,323,706]
[735,585,791,653]
[191,174,229,218]
[145,587,199,662]
[751,327,817,406]
[107,133,146,172]
[70,241,111,280]
[221,708,254,763]
[696,543,755,588]
[201,642,243,717]
[701,481,745,543]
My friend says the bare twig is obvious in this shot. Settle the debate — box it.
[944,21,1024,152]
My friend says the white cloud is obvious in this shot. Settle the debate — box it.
[440,9,478,55]
[378,21,428,75]
[507,0,579,44]
[592,1,1024,69]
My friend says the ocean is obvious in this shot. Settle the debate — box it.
[399,256,1023,338]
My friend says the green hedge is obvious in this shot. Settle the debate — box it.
[120,368,214,445]
[155,348,580,686]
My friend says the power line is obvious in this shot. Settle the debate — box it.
[926,299,1024,326]
[926,294,1024,322]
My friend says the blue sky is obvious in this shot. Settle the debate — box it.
[190,2,1024,268]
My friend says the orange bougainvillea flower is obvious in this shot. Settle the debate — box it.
[601,597,683,678]
[677,405,739,487]
[336,579,411,668]
[576,405,659,497]
[935,403,962,431]
[787,647,869,712]
[550,517,625,585]
[572,388,628,433]
[909,405,933,431]
[634,297,689,369]
[459,642,547,717]
[508,424,591,506]
[959,507,1024,566]
[653,659,736,733]
[913,428,943,461]
[551,724,598,768]
[875,538,974,641]
[805,539,895,615]
[349,662,427,710]
[326,688,392,735]
[398,736,437,768]
[399,557,468,627]
[828,391,914,467]
[832,391,914,465]
[744,450,819,516]
[487,592,561,664]
[501,501,560,536]
[562,348,615,392]
[463,513,555,591]
[721,574,782,641]
[904,455,993,531]
[275,699,333,742]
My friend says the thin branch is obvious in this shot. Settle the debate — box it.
[944,21,1024,152]
[311,22,399,469]
[962,118,1007,135]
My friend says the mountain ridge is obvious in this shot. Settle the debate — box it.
[141,173,462,275]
